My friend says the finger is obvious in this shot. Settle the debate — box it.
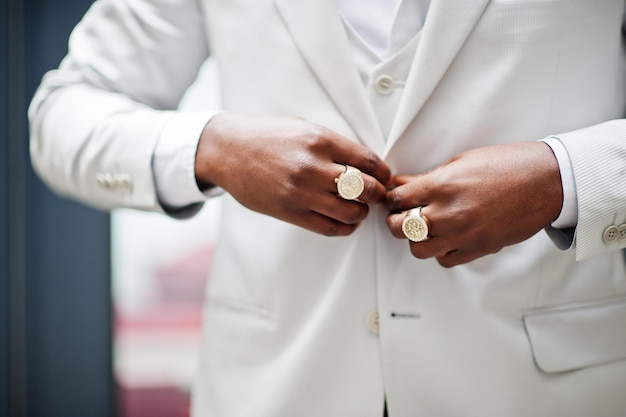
[358,172,387,204]
[388,211,453,258]
[330,164,387,204]
[408,238,450,260]
[387,207,455,259]
[436,242,504,268]
[388,205,442,236]
[322,129,391,186]
[347,151,392,189]
[436,249,480,268]
[385,177,429,212]
[435,250,465,268]
[315,164,372,224]
[315,197,370,225]
[299,210,360,236]
[392,174,420,187]
[387,211,409,239]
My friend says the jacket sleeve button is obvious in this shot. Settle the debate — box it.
[116,174,133,194]
[96,173,112,189]
[603,225,619,243]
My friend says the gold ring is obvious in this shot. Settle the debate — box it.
[334,165,364,200]
[401,207,430,242]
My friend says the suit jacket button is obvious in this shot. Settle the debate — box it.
[603,225,619,242]
[366,309,379,335]
[618,224,626,240]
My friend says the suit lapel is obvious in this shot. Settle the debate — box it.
[385,0,492,154]
[274,0,385,154]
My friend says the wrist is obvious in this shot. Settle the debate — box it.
[194,112,229,191]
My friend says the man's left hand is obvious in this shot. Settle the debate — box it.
[385,142,564,267]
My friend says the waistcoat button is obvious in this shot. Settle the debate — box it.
[375,75,394,95]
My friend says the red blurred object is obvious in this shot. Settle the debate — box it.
[115,245,212,417]
[118,385,190,417]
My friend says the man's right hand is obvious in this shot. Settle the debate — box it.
[194,113,391,236]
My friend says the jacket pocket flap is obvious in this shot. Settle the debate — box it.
[522,297,626,373]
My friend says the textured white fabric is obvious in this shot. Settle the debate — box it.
[152,111,216,208]
[336,0,403,58]
[28,1,626,416]
[341,17,421,138]
[551,120,626,260]
[29,0,211,212]
[154,0,432,208]
[336,0,429,58]
[154,0,578,227]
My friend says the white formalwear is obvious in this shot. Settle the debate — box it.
[29,1,626,416]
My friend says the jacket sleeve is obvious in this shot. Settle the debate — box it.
[545,6,626,261]
[546,120,626,261]
[28,0,213,213]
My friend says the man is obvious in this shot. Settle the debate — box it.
[29,0,626,416]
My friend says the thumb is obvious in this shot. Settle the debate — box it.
[384,173,430,212]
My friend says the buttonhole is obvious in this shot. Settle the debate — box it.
[390,312,421,319]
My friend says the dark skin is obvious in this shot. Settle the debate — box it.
[195,113,563,267]
[194,112,391,236]
[385,141,564,267]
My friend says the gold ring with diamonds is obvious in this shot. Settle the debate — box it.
[402,207,430,242]
[334,165,364,200]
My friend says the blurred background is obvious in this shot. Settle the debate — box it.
[1,1,221,416]
[111,58,222,417]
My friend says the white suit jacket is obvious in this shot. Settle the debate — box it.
[29,1,626,416]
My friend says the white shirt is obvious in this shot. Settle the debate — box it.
[153,0,577,228]
[335,0,429,59]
